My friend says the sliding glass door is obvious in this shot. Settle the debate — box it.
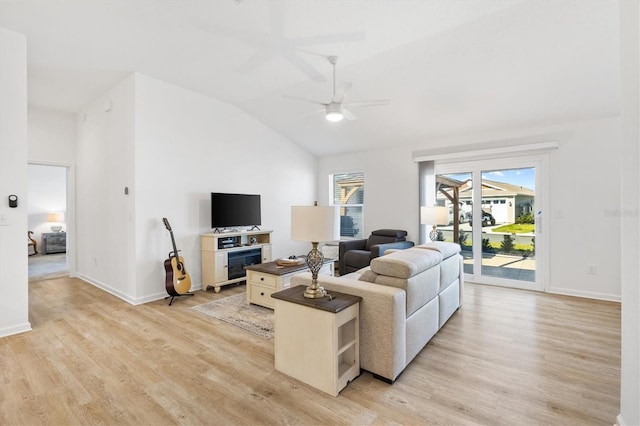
[436,156,547,291]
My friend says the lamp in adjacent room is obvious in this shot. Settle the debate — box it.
[47,212,64,232]
[291,202,339,298]
[421,206,448,241]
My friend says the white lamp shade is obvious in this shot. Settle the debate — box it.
[291,205,340,242]
[420,206,448,226]
[47,212,64,222]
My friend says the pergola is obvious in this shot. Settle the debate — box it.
[435,175,464,243]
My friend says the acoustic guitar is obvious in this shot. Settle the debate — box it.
[162,218,193,304]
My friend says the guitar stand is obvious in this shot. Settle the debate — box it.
[165,292,194,306]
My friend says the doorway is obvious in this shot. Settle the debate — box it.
[27,164,69,280]
[435,156,548,292]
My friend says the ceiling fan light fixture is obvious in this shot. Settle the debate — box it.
[325,103,344,122]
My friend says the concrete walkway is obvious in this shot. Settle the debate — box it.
[462,252,535,282]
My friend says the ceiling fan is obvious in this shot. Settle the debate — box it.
[284,56,390,122]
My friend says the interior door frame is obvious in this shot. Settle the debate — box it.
[435,154,549,292]
[27,161,76,278]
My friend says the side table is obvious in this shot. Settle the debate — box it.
[271,286,361,396]
[245,259,333,309]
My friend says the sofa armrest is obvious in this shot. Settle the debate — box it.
[338,239,367,275]
[291,273,407,382]
[370,241,415,258]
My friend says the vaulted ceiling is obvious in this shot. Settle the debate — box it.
[0,0,621,156]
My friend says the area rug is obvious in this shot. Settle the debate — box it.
[192,293,274,339]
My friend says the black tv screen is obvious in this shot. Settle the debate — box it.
[211,193,261,229]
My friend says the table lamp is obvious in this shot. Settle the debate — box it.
[421,206,448,241]
[291,202,339,298]
[47,212,65,232]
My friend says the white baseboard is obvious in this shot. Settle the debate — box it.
[76,273,139,305]
[0,322,32,338]
[548,286,621,302]
[75,273,202,305]
[616,412,627,426]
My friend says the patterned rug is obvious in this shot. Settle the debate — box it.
[192,293,274,339]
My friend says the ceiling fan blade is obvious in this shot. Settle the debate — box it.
[342,107,357,121]
[283,94,326,106]
[332,82,353,103]
[292,32,366,47]
[282,50,326,82]
[343,99,391,108]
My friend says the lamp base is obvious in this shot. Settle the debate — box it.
[429,225,438,241]
[304,285,327,299]
[50,225,63,233]
[303,242,327,299]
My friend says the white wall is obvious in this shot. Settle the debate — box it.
[75,74,136,301]
[133,74,316,302]
[548,118,621,300]
[317,148,419,243]
[28,105,76,165]
[27,164,67,244]
[318,117,623,302]
[75,73,317,304]
[0,27,30,337]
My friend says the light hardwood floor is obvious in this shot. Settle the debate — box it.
[1,277,620,425]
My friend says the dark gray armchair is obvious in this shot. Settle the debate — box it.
[338,229,414,275]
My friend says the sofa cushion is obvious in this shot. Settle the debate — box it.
[438,255,460,291]
[374,269,440,317]
[416,242,461,259]
[415,242,461,291]
[370,248,442,279]
[358,269,379,283]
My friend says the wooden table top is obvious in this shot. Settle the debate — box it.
[271,285,361,313]
[245,258,333,276]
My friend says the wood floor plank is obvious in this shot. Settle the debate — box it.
[0,276,620,425]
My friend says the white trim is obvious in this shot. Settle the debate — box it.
[436,154,549,293]
[548,286,621,303]
[413,141,558,163]
[0,322,32,338]
[617,413,628,426]
[28,162,77,280]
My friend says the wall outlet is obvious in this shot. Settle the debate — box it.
[587,265,597,275]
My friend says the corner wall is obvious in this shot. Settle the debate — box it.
[75,73,317,304]
[133,74,317,301]
[75,75,137,302]
[0,27,29,337]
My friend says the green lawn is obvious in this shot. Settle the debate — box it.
[491,223,535,234]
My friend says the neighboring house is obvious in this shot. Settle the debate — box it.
[439,179,535,225]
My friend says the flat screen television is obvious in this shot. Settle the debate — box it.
[211,192,261,229]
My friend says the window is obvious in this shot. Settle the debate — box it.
[331,172,364,239]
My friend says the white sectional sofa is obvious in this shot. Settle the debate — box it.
[290,242,463,383]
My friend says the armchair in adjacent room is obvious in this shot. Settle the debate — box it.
[338,229,414,275]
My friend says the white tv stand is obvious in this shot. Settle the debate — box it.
[201,230,272,293]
